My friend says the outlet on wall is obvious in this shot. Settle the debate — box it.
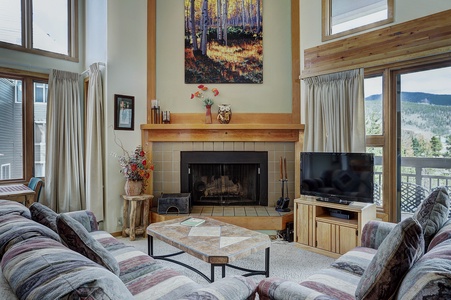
[117,217,123,227]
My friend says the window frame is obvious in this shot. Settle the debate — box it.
[322,0,394,42]
[0,67,48,184]
[0,0,79,62]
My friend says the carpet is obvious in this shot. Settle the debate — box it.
[117,235,335,287]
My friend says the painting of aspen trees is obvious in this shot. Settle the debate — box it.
[185,0,263,84]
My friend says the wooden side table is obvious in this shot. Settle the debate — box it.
[122,194,153,241]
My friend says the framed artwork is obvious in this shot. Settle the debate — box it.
[114,94,135,130]
[184,0,263,84]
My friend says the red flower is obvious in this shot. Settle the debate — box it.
[142,160,147,165]
[191,94,195,99]
[131,164,137,171]
[150,165,155,171]
[140,150,145,157]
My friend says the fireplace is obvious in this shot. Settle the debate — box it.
[180,151,268,206]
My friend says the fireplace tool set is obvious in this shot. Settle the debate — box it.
[276,157,291,212]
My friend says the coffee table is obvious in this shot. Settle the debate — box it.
[146,217,271,282]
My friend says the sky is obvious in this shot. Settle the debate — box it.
[365,66,451,97]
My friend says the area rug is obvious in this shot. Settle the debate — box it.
[118,235,335,287]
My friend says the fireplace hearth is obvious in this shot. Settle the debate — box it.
[181,151,268,206]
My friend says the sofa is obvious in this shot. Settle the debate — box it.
[257,187,451,300]
[0,200,257,300]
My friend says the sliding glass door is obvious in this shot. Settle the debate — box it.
[395,66,451,220]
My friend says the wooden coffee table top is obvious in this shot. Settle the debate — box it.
[147,217,271,264]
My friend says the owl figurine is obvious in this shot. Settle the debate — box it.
[217,104,232,124]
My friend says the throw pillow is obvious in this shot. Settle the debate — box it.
[56,214,120,275]
[413,187,450,250]
[355,217,424,300]
[29,202,59,233]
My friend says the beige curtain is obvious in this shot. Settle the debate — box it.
[85,63,104,221]
[45,70,85,212]
[303,69,366,152]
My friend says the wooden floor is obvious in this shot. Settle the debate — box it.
[151,206,294,231]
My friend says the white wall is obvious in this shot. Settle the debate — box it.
[156,0,292,113]
[102,0,148,233]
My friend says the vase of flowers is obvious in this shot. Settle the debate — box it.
[118,145,154,196]
[190,84,220,124]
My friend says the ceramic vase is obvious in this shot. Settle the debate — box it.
[217,104,232,124]
[124,180,143,196]
[205,105,212,124]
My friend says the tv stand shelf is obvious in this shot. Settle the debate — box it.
[294,196,376,258]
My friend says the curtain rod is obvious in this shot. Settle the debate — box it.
[80,62,106,76]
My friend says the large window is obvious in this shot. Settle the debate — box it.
[364,61,451,221]
[0,0,78,61]
[0,70,48,183]
[322,0,393,41]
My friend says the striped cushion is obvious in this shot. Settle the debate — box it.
[356,217,424,300]
[300,267,361,300]
[331,247,377,276]
[0,236,133,299]
[0,200,31,218]
[0,214,60,259]
[397,238,451,299]
[91,231,202,299]
[428,218,451,251]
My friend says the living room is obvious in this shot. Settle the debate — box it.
[0,0,451,236]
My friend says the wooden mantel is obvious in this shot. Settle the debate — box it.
[141,123,304,142]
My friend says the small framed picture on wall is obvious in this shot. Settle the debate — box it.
[114,94,135,130]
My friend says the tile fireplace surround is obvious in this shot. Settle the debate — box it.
[151,141,295,207]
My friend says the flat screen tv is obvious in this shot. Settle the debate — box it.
[300,152,374,204]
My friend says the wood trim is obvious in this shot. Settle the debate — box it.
[305,9,451,78]
[291,0,301,124]
[141,123,304,142]
[147,0,156,124]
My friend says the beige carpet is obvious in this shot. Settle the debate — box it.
[118,235,335,287]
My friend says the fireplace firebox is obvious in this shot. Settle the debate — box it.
[181,151,268,206]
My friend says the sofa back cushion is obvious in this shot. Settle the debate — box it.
[29,202,59,233]
[355,217,424,300]
[427,218,451,251]
[396,238,451,299]
[413,187,449,250]
[0,236,133,300]
[57,213,120,275]
[0,200,31,218]
[0,213,61,259]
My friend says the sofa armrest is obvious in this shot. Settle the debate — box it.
[63,210,98,232]
[257,278,334,300]
[361,220,397,249]
[179,275,256,300]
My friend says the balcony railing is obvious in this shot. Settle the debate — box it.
[374,156,451,212]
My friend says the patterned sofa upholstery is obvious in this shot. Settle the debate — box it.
[0,200,257,300]
[257,187,451,300]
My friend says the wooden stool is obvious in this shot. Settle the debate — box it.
[122,194,153,241]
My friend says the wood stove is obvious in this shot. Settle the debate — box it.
[180,151,268,206]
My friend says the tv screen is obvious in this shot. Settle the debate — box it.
[300,152,374,203]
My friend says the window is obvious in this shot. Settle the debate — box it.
[1,164,11,180]
[322,0,393,41]
[0,70,48,183]
[0,0,78,61]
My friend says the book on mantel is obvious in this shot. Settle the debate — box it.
[180,217,205,227]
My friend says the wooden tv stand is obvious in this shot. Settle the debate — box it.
[294,196,376,258]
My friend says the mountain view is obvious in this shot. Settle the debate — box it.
[365,92,451,157]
